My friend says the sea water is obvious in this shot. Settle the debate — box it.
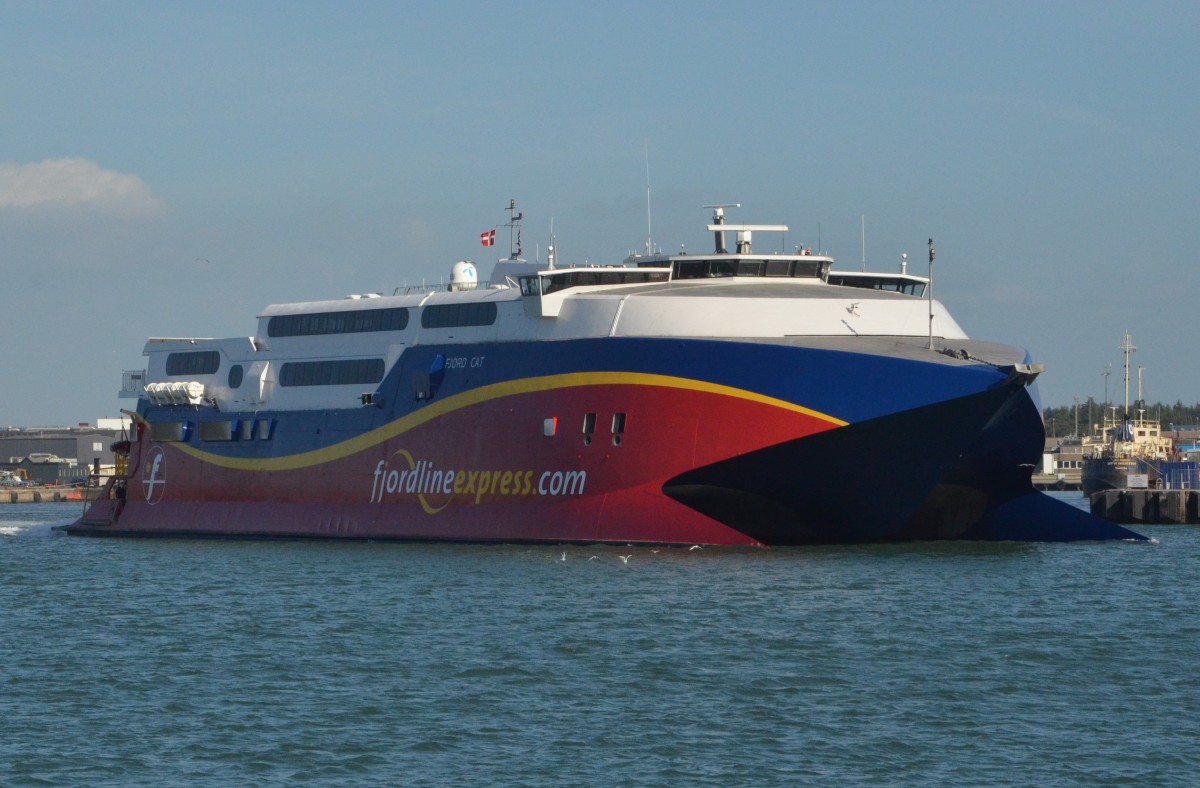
[2,495,1197,786]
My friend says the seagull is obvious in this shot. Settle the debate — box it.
[650,549,660,554]
[689,545,703,551]
[559,551,567,562]
[588,555,598,561]
[619,555,630,564]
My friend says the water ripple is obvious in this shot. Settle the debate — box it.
[1,500,1198,785]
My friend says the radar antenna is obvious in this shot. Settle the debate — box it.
[703,204,741,253]
[704,204,787,254]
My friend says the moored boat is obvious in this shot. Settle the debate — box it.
[1081,333,1177,496]
[63,204,1144,544]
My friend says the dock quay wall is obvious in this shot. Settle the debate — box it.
[1,487,102,505]
[1091,489,1200,525]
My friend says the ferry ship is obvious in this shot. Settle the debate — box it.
[65,204,1143,544]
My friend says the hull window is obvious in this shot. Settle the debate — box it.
[611,412,627,446]
[199,421,233,441]
[148,422,184,442]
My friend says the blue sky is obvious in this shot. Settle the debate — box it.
[2,1,1197,426]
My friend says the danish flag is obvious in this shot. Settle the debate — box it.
[480,229,496,247]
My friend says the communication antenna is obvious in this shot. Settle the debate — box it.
[1102,364,1111,412]
[861,214,866,272]
[504,199,524,261]
[644,142,653,257]
[1137,365,1145,424]
[1120,332,1136,416]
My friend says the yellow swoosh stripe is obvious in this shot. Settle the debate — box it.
[172,371,846,472]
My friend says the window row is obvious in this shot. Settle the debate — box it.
[529,269,670,296]
[166,351,221,376]
[148,418,273,442]
[671,259,826,280]
[267,307,410,338]
[279,359,386,387]
[420,301,498,329]
[581,411,627,447]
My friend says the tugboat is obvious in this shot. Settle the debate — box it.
[63,202,1143,544]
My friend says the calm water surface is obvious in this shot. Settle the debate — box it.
[2,495,1197,785]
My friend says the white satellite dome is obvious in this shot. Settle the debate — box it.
[449,260,479,291]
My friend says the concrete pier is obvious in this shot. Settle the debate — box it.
[1091,489,1200,524]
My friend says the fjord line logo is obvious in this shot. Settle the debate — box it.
[369,449,587,512]
[142,445,167,505]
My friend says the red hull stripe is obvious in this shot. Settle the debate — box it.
[172,371,846,472]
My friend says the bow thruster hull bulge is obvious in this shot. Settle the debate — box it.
[66,205,1143,544]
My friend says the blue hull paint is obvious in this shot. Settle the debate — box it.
[167,338,1009,460]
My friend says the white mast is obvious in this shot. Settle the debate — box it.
[1137,365,1145,425]
[1120,332,1136,416]
[926,239,936,349]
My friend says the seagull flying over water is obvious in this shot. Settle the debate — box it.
[559,551,567,562]
[619,555,630,564]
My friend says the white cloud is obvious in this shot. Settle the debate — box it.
[0,158,164,216]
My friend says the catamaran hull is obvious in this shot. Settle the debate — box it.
[65,338,1143,544]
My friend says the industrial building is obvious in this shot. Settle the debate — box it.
[0,419,131,485]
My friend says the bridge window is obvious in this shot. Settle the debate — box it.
[536,269,670,295]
